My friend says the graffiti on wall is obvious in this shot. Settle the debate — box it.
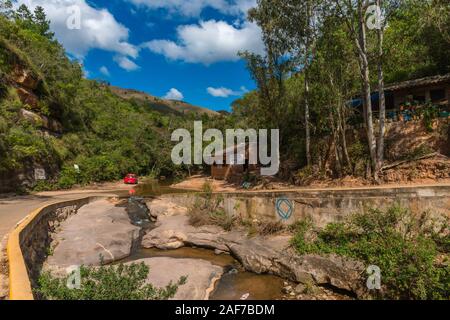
[275,197,294,220]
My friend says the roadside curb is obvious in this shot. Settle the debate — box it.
[6,197,104,300]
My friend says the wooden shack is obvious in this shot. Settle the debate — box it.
[210,142,259,181]
[385,73,450,109]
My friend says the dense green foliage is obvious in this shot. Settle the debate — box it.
[292,206,450,300]
[36,262,187,300]
[234,0,450,179]
[0,3,225,190]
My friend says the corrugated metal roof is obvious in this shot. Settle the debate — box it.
[385,73,450,92]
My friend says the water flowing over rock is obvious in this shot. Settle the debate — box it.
[127,197,151,225]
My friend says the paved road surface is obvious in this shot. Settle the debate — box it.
[0,189,129,240]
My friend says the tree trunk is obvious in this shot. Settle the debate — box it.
[358,1,378,179]
[304,0,312,167]
[305,74,312,166]
[339,104,352,170]
[376,0,386,176]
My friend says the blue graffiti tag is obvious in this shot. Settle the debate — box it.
[276,198,293,220]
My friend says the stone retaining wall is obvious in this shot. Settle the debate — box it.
[0,236,9,300]
[164,186,450,227]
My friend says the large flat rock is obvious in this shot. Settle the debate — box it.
[129,257,223,300]
[142,214,231,251]
[46,199,140,268]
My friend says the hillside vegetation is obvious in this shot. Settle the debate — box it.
[110,86,218,117]
[0,3,219,192]
[233,0,450,184]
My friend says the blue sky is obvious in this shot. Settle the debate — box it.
[18,0,263,111]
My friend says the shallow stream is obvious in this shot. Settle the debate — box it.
[121,179,286,300]
[123,247,286,300]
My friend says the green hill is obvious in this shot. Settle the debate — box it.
[110,86,218,116]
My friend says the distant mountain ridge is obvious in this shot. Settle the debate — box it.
[110,86,219,116]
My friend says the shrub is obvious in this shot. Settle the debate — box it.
[254,220,286,236]
[188,183,236,231]
[291,206,450,300]
[56,165,81,189]
[36,262,187,300]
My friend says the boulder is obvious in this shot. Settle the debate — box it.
[146,198,188,220]
[228,237,367,298]
[128,257,223,300]
[45,200,141,268]
[141,215,230,251]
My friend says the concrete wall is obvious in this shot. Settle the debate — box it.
[0,236,8,300]
[166,186,450,228]
[7,197,103,300]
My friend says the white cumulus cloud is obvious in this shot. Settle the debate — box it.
[99,66,110,76]
[113,56,140,71]
[16,0,139,68]
[207,86,247,98]
[142,20,263,65]
[164,88,184,100]
[128,0,256,17]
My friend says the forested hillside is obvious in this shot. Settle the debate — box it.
[0,2,219,192]
[233,0,450,184]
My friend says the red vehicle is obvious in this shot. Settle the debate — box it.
[123,174,138,185]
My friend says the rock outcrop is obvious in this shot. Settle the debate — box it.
[128,257,223,300]
[19,109,63,133]
[45,199,141,268]
[16,87,39,109]
[227,237,366,297]
[147,198,188,220]
[13,68,40,90]
[142,214,230,251]
[143,197,368,298]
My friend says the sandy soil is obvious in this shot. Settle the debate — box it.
[172,174,450,193]
[172,175,240,192]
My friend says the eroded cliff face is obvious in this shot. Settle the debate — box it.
[11,66,63,134]
[0,65,63,193]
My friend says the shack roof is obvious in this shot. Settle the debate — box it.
[385,74,450,92]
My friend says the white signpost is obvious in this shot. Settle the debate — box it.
[34,168,46,180]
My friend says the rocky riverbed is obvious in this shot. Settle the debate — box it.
[41,196,366,300]
[143,195,367,299]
